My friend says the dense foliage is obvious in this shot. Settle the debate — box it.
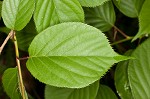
[0,0,150,99]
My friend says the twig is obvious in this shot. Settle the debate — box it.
[113,26,129,38]
[111,37,133,46]
[17,56,29,60]
[113,28,117,40]
[0,30,14,55]
[13,30,26,99]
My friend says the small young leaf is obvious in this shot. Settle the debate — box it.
[113,0,144,18]
[128,38,150,99]
[115,50,133,99]
[34,0,84,33]
[27,22,128,88]
[78,0,109,7]
[45,81,99,99]
[96,84,117,99]
[2,0,35,31]
[133,0,150,41]
[2,68,21,99]
[84,1,115,32]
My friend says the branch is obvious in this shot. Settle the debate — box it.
[0,30,14,55]
[13,30,26,99]
[113,26,130,38]
[17,56,29,60]
[111,37,133,46]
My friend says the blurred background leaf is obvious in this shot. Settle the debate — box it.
[84,1,115,32]
[96,84,118,99]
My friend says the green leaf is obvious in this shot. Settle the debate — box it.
[96,84,117,99]
[16,31,37,51]
[84,1,115,32]
[115,50,133,99]
[78,0,109,7]
[133,0,150,41]
[16,19,37,51]
[34,0,84,33]
[2,0,35,31]
[2,68,21,99]
[45,81,99,99]
[27,22,128,88]
[113,0,144,18]
[128,38,150,99]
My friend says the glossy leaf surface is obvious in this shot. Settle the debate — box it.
[2,0,35,31]
[84,1,115,32]
[27,22,127,88]
[2,68,21,99]
[34,0,84,32]
[45,81,99,99]
[128,38,150,99]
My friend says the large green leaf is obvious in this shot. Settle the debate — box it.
[96,84,117,99]
[45,81,99,99]
[78,0,109,7]
[133,0,150,41]
[2,0,35,31]
[115,50,133,99]
[113,0,144,18]
[34,0,84,33]
[2,68,21,99]
[27,22,128,88]
[84,1,115,32]
[128,38,150,99]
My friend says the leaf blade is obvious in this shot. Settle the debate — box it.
[27,22,128,88]
[96,84,118,99]
[78,0,109,7]
[2,68,21,99]
[27,56,119,88]
[45,81,99,99]
[115,50,133,99]
[34,0,84,33]
[2,0,35,31]
[133,0,150,41]
[113,0,144,18]
[16,19,37,51]
[84,1,115,32]
[128,38,150,99]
